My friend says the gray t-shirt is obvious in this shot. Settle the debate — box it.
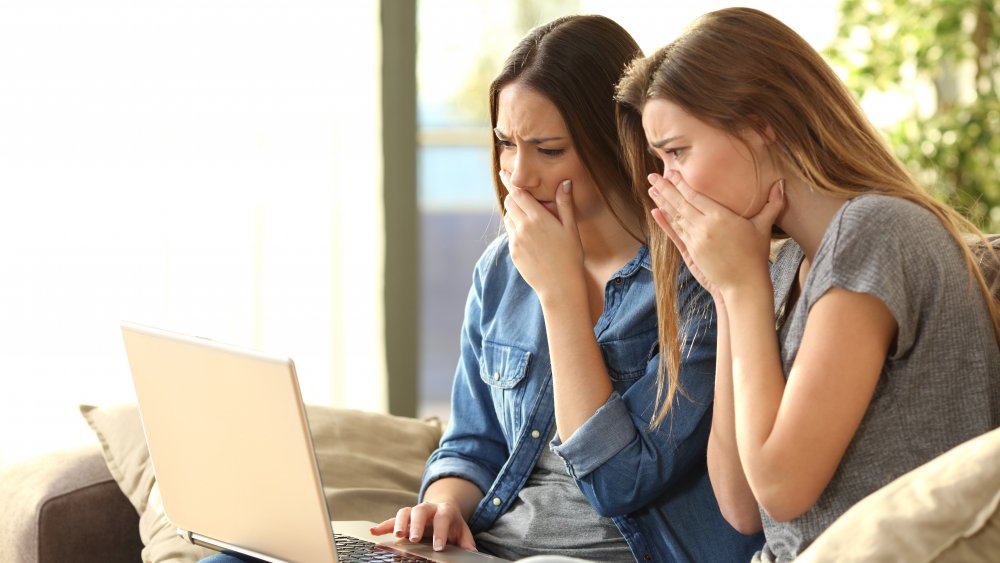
[761,194,1000,561]
[474,428,633,562]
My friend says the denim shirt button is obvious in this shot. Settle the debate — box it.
[530,429,540,439]
[643,555,652,561]
[493,371,500,381]
[614,276,623,285]
[492,497,502,506]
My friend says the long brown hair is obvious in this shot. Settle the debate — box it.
[615,7,1000,426]
[489,15,646,240]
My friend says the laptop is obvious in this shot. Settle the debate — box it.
[120,321,508,563]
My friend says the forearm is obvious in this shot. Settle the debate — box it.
[706,301,762,533]
[722,280,787,505]
[556,272,720,515]
[555,365,714,516]
[422,477,485,522]
[539,283,613,440]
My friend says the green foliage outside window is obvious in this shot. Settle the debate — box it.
[825,0,1000,231]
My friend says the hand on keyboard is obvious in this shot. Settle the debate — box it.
[370,501,478,553]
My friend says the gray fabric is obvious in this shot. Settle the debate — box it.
[474,429,633,562]
[0,445,142,563]
[762,195,1000,561]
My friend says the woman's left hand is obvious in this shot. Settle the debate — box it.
[647,170,783,299]
[501,172,585,302]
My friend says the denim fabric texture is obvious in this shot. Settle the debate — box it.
[421,237,763,562]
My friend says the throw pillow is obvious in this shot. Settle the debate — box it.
[798,426,1000,562]
[80,403,443,563]
[79,404,155,513]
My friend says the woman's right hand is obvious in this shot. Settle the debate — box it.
[647,170,782,302]
[500,171,586,305]
[369,501,478,553]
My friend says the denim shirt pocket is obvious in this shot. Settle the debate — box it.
[600,327,657,384]
[479,341,532,446]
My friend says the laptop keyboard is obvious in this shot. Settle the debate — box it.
[334,533,436,562]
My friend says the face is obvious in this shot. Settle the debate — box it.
[641,97,774,217]
[495,82,603,220]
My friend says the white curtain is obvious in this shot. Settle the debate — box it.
[0,0,385,466]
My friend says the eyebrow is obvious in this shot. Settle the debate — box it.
[494,127,565,144]
[650,135,683,149]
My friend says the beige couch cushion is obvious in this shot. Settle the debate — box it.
[81,404,443,563]
[798,425,1000,562]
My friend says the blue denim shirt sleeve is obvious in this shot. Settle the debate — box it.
[419,243,510,499]
[551,268,717,517]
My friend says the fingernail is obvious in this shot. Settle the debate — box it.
[647,173,661,184]
[561,179,571,193]
[648,187,660,200]
[779,178,786,197]
[433,538,443,551]
[410,534,420,542]
[395,529,404,537]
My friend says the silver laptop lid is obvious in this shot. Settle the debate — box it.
[121,321,337,563]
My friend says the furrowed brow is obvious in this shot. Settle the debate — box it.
[493,128,565,144]
[525,136,565,144]
[651,135,682,148]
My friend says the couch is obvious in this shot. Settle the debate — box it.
[2,236,999,563]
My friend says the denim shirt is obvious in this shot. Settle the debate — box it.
[421,237,763,562]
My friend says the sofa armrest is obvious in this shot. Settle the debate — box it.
[0,444,143,563]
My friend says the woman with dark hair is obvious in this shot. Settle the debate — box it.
[370,14,761,563]
[617,7,1000,561]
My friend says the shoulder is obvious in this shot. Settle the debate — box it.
[842,193,934,222]
[832,194,941,242]
[808,194,970,328]
[818,194,958,270]
[468,235,534,309]
[472,234,514,280]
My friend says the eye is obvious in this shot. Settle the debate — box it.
[664,147,686,159]
[496,139,515,150]
[538,148,565,157]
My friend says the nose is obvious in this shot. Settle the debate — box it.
[507,151,540,191]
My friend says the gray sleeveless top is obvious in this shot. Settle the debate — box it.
[759,194,1000,561]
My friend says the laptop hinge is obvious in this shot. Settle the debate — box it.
[185,530,289,563]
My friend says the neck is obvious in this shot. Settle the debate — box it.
[578,206,642,272]
[775,179,847,261]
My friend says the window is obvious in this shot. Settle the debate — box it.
[0,0,384,466]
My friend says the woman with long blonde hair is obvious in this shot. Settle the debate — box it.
[616,7,1000,561]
